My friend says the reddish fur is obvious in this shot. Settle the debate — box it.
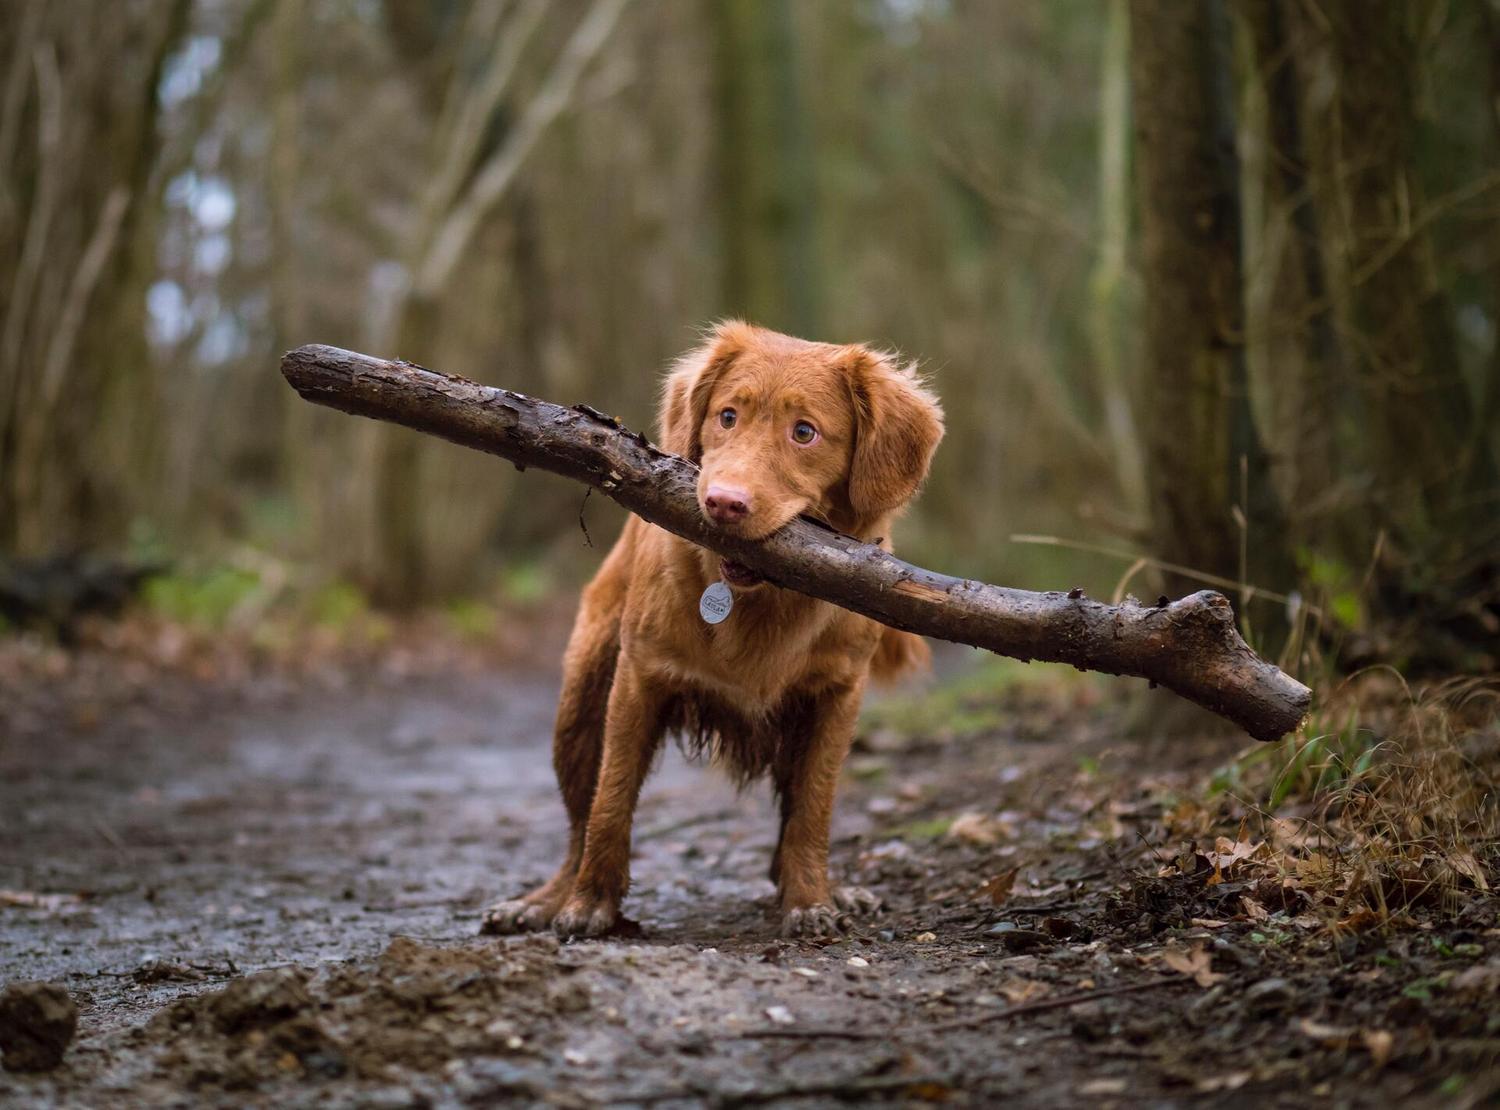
[486,321,943,937]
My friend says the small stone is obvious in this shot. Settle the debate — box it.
[790,967,819,979]
[996,928,1052,953]
[914,932,938,944]
[846,956,870,968]
[765,1005,795,1025]
[988,921,1018,935]
[1244,977,1294,1011]
[0,981,78,1072]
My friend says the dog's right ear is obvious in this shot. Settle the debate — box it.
[659,321,750,463]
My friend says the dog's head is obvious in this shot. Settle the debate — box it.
[659,321,943,587]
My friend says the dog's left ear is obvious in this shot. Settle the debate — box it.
[846,348,945,520]
[659,321,751,463]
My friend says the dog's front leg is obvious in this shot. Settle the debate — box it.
[776,681,873,938]
[552,657,665,938]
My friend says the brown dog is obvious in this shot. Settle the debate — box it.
[482,321,944,938]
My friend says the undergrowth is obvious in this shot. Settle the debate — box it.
[1187,672,1500,927]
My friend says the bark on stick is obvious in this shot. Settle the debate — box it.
[281,344,1311,741]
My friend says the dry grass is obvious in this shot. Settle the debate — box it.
[1168,673,1500,929]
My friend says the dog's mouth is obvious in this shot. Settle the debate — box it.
[719,559,764,589]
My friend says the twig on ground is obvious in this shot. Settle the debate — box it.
[735,977,1183,1042]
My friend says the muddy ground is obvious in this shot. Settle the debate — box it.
[1,627,1497,1107]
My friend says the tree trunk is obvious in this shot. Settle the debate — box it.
[1289,0,1493,553]
[1129,0,1295,626]
[1236,0,1342,533]
[281,343,1312,741]
[713,0,820,335]
[0,0,186,555]
[1088,0,1145,514]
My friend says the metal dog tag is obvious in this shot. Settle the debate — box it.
[699,580,733,625]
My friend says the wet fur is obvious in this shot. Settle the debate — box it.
[484,321,944,939]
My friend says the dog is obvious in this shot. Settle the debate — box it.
[482,321,944,938]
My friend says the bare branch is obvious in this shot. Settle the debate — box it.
[281,344,1314,742]
[414,0,631,298]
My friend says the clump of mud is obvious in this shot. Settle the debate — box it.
[143,936,589,1092]
[0,981,79,1071]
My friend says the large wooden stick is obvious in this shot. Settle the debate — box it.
[281,345,1311,740]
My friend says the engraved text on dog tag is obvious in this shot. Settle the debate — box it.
[699,580,733,625]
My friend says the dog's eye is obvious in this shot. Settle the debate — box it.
[719,408,737,429]
[791,420,819,445]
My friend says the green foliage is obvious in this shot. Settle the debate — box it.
[861,656,1038,740]
[143,567,261,629]
[1299,548,1363,630]
[497,561,554,606]
[444,599,498,640]
[1212,702,1379,811]
[309,581,369,629]
[886,816,954,842]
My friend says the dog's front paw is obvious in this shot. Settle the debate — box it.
[781,903,852,939]
[552,894,619,939]
[479,899,556,936]
[832,885,883,916]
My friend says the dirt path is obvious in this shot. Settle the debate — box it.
[1,650,1494,1106]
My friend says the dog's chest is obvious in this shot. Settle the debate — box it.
[664,596,836,711]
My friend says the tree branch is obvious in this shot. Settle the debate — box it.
[280,344,1312,741]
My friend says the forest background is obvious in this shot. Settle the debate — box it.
[2,0,1496,678]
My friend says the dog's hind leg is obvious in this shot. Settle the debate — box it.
[481,549,626,935]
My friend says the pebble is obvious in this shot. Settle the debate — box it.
[764,1006,795,1025]
[1244,977,1294,1011]
[915,932,938,944]
[846,956,870,968]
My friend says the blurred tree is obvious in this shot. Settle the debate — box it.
[1292,1,1492,534]
[366,0,631,603]
[712,0,820,336]
[1088,0,1144,513]
[1236,0,1342,543]
[1289,0,1498,658]
[0,0,188,555]
[1129,0,1294,616]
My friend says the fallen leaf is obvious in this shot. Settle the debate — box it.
[1190,918,1230,929]
[1240,895,1269,922]
[1161,944,1224,988]
[1449,852,1491,892]
[1295,854,1336,883]
[976,868,1019,906]
[949,811,1004,846]
[1077,1077,1128,1096]
[1331,909,1384,934]
[1297,1018,1355,1048]
[1195,1072,1251,1093]
[998,978,1049,1004]
[0,890,86,911]
[1205,836,1262,873]
[1363,1030,1394,1068]
[1451,960,1500,992]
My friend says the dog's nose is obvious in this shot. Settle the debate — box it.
[704,485,751,524]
